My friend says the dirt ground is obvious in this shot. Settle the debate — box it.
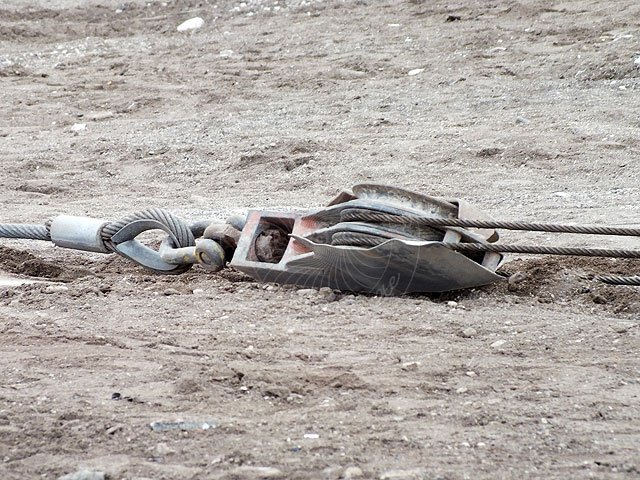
[1,0,639,479]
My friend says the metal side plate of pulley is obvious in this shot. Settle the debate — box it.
[230,185,504,294]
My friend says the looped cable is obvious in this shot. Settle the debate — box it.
[100,208,196,274]
[101,207,195,252]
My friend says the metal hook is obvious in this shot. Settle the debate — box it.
[111,219,188,273]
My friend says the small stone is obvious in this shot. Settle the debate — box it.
[296,288,318,296]
[343,466,364,479]
[508,272,527,290]
[243,345,255,358]
[57,470,105,480]
[162,288,181,296]
[105,424,122,435]
[379,469,424,480]
[322,467,343,478]
[262,385,290,399]
[154,442,175,456]
[509,272,527,284]
[446,300,458,307]
[303,433,320,439]
[612,322,635,334]
[552,191,570,198]
[70,123,86,132]
[177,17,204,32]
[407,68,424,76]
[460,327,477,338]
[465,371,477,377]
[490,339,506,349]
[318,286,337,302]
[227,466,284,479]
[192,288,205,295]
[592,294,608,305]
[44,285,69,294]
[401,361,420,371]
[456,387,468,394]
[635,56,640,66]
[342,294,356,305]
[515,116,530,124]
[87,111,114,121]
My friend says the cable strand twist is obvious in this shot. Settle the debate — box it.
[0,223,51,241]
[100,207,195,252]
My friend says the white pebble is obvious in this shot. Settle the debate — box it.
[70,123,86,132]
[460,327,477,338]
[407,68,424,76]
[343,466,364,479]
[296,288,318,296]
[45,285,69,294]
[380,469,424,480]
[228,466,283,479]
[177,17,204,32]
[401,361,420,371]
[303,433,319,439]
[490,339,506,349]
[58,470,105,480]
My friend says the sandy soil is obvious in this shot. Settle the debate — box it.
[1,1,639,479]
